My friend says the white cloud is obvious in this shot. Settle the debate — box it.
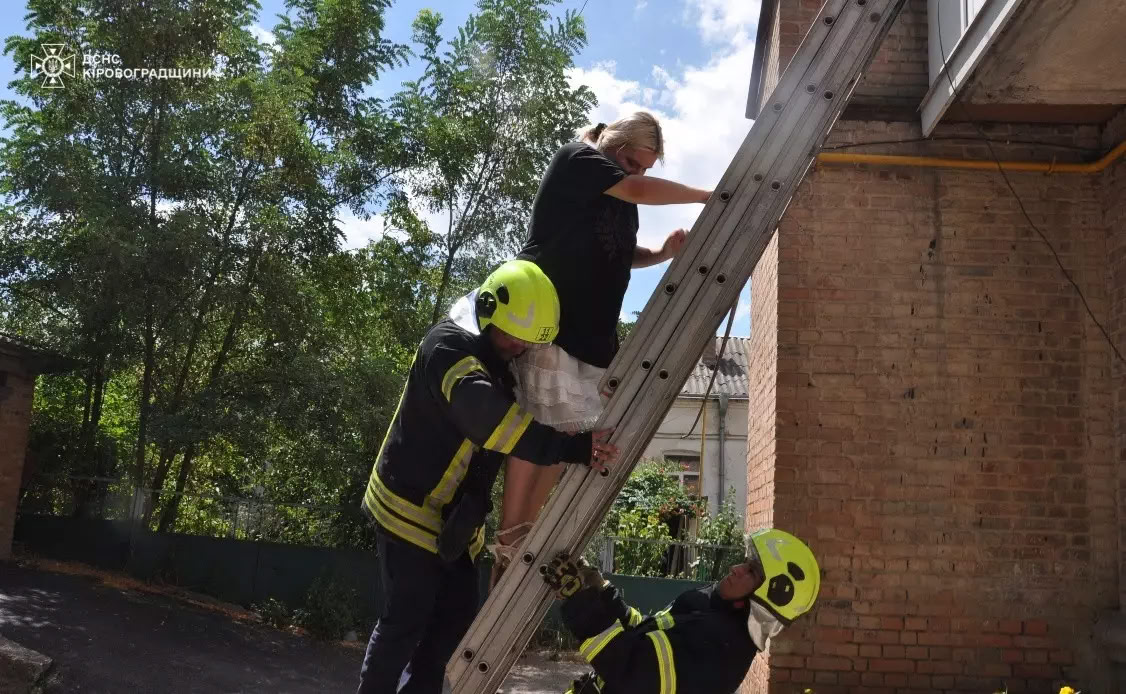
[337,210,387,250]
[250,23,277,47]
[635,0,649,13]
[567,0,759,336]
[566,26,755,249]
[684,0,760,46]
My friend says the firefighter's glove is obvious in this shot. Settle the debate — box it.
[544,553,607,599]
[568,673,604,694]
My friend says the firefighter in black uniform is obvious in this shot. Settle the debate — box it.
[356,259,620,694]
[544,528,821,694]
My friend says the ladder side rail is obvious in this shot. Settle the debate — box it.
[448,0,908,689]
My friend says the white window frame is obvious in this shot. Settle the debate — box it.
[921,0,1028,136]
[663,453,702,496]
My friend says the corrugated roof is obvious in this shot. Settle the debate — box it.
[680,336,750,399]
[0,333,83,373]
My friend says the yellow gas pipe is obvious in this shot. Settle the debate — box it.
[816,138,1126,174]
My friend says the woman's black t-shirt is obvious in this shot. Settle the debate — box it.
[517,142,638,369]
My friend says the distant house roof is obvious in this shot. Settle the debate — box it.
[0,333,83,374]
[680,336,750,400]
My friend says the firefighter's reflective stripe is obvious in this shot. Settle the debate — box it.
[367,438,480,554]
[369,476,486,558]
[580,622,624,663]
[484,403,533,454]
[367,494,438,552]
[647,630,677,694]
[426,439,476,511]
[625,607,644,628]
[654,608,675,631]
[469,524,486,559]
[369,474,441,533]
[441,356,487,401]
[365,354,442,546]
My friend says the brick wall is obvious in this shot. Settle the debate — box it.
[0,355,36,560]
[744,232,781,693]
[1104,108,1126,610]
[757,120,1118,693]
[776,0,929,111]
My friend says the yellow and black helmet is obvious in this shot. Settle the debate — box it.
[475,260,560,344]
[745,528,820,624]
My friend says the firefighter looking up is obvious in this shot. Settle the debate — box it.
[545,528,821,694]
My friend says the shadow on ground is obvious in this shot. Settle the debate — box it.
[0,561,586,693]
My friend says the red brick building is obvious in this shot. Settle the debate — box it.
[0,334,78,560]
[744,0,1126,691]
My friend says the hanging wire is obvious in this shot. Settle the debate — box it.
[934,18,1124,364]
[682,302,738,439]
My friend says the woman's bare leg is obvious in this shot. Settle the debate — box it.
[490,456,564,589]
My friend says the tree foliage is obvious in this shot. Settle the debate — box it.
[391,0,596,321]
[2,0,597,547]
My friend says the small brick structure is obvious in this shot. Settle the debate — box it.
[0,335,79,561]
[744,2,1126,692]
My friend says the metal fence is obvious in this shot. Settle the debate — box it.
[584,534,745,582]
[18,476,743,580]
[15,476,735,648]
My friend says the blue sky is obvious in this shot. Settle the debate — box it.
[1,0,759,335]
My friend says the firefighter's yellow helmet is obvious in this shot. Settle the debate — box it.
[746,528,820,624]
[475,260,560,344]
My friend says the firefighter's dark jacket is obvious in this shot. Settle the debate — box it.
[362,292,588,558]
[561,582,758,694]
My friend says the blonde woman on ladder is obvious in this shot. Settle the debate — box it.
[493,111,713,587]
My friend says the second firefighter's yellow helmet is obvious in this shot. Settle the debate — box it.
[475,260,560,344]
[746,528,820,624]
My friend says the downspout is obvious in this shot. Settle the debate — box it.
[717,393,728,515]
[700,395,707,484]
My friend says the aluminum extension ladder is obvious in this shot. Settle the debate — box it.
[448,1,909,690]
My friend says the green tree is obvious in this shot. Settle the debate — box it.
[1,0,412,528]
[2,0,605,548]
[391,0,596,322]
[617,310,639,345]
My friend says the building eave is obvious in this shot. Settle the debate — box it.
[746,0,774,119]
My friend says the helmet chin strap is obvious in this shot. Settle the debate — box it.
[746,601,784,651]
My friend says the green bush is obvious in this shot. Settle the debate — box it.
[610,510,674,577]
[608,459,699,533]
[294,573,364,639]
[254,597,295,630]
[688,490,746,581]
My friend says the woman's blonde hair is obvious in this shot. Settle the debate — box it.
[581,111,665,162]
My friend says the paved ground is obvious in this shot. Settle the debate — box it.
[0,560,585,693]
